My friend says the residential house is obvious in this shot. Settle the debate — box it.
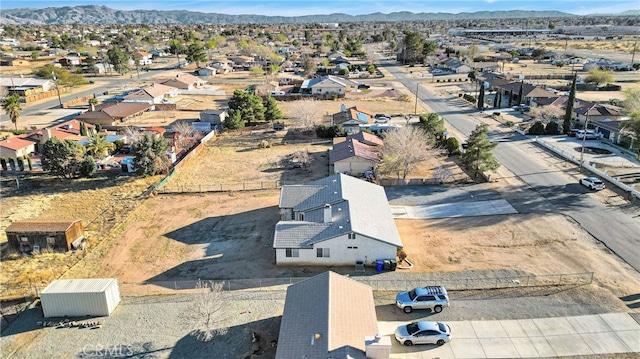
[161,73,206,90]
[209,62,232,74]
[441,59,471,74]
[124,83,177,104]
[495,82,556,108]
[305,75,359,96]
[330,134,382,176]
[59,56,81,67]
[276,271,381,359]
[591,119,635,148]
[534,97,623,123]
[0,137,37,159]
[135,51,152,65]
[75,102,153,127]
[199,109,228,127]
[0,57,30,67]
[273,173,403,265]
[6,219,85,252]
[330,105,376,135]
[194,67,217,76]
[0,77,55,96]
[227,55,255,70]
[469,62,500,73]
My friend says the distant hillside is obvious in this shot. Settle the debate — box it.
[0,6,583,25]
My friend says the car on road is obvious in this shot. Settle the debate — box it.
[396,286,449,313]
[580,177,606,190]
[394,321,452,346]
[568,128,581,137]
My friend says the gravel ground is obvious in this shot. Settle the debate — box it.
[2,272,633,359]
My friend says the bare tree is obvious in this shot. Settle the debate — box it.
[172,121,200,149]
[528,105,564,123]
[123,126,143,144]
[184,280,230,342]
[434,165,455,184]
[290,149,310,168]
[291,99,324,130]
[379,125,438,179]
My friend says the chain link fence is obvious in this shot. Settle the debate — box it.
[156,181,282,194]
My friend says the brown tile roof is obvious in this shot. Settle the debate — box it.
[0,137,36,151]
[275,271,377,359]
[332,106,374,125]
[125,83,175,100]
[329,138,380,164]
[77,102,152,121]
[6,219,81,233]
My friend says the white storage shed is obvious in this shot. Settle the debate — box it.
[40,278,121,318]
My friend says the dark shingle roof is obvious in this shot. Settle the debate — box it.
[6,219,81,233]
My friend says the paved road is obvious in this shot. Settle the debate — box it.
[381,60,640,272]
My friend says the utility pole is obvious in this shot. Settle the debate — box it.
[51,71,62,108]
[579,104,595,171]
[414,82,419,114]
[631,37,638,68]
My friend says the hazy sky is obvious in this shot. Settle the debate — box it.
[2,0,638,16]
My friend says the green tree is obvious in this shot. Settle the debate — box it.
[80,156,96,177]
[401,30,423,64]
[445,137,461,155]
[228,89,265,125]
[621,88,640,152]
[263,96,283,122]
[0,158,6,171]
[80,121,87,136]
[224,109,245,130]
[528,121,546,135]
[459,123,500,179]
[133,133,169,177]
[478,85,485,110]
[168,39,186,67]
[249,66,265,77]
[186,41,208,68]
[545,121,560,135]
[419,112,446,144]
[106,45,129,74]
[517,82,524,105]
[1,93,22,132]
[41,137,87,178]
[86,134,115,159]
[564,74,577,133]
[585,69,614,85]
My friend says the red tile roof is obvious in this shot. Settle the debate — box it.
[0,137,36,151]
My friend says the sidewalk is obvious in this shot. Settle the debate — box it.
[379,312,640,358]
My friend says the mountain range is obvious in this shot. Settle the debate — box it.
[2,6,638,25]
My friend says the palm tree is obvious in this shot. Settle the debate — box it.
[88,97,98,112]
[86,134,115,159]
[2,93,22,132]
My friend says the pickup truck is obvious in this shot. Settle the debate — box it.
[396,286,450,314]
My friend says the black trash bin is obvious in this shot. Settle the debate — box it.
[389,259,397,271]
[383,259,391,271]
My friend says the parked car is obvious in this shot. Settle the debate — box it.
[568,128,580,137]
[396,286,449,313]
[576,130,602,140]
[580,177,605,190]
[394,321,452,346]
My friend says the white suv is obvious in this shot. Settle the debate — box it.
[396,286,450,314]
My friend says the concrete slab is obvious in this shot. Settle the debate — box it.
[518,319,543,337]
[450,338,486,358]
[545,334,594,356]
[500,320,527,338]
[529,336,557,357]
[566,314,611,334]
[616,330,640,352]
[599,313,640,331]
[390,200,518,220]
[471,321,508,338]
[581,331,634,354]
[448,321,477,339]
[533,316,576,336]
[510,337,542,358]
[479,337,520,358]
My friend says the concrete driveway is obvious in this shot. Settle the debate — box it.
[390,199,518,219]
[379,312,640,358]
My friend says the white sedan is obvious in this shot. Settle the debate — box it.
[394,321,452,346]
[580,177,605,190]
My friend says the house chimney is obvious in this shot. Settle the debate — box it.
[323,204,332,223]
[42,128,52,144]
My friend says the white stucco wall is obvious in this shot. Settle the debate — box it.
[275,234,398,265]
[333,158,375,176]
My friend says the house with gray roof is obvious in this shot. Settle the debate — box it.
[273,173,402,265]
[275,271,382,359]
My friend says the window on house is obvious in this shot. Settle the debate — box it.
[290,211,295,220]
[46,237,55,245]
[347,246,358,249]
[299,213,304,221]
[285,248,299,257]
[348,233,356,240]
[316,248,330,258]
[20,237,28,242]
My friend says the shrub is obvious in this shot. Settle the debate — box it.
[397,250,407,263]
[0,158,6,171]
[528,121,546,135]
[445,137,461,155]
[505,120,515,128]
[493,112,501,117]
[545,121,559,135]
[259,140,271,148]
